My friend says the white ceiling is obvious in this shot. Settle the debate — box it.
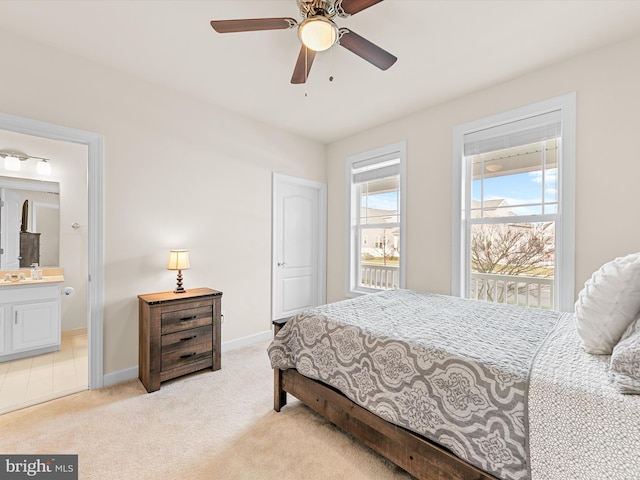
[1,0,640,144]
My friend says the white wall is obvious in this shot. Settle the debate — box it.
[326,33,640,303]
[0,30,326,375]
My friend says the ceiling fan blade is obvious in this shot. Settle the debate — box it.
[338,28,397,70]
[291,45,317,84]
[337,0,384,16]
[210,18,297,33]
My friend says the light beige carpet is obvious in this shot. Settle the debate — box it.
[0,341,413,479]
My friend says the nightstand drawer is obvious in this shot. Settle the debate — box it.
[161,305,212,334]
[162,325,212,353]
[161,341,212,372]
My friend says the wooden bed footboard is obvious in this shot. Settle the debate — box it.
[274,367,497,480]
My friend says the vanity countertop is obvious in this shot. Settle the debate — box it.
[0,268,64,287]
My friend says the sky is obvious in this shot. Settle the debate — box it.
[362,190,398,211]
[473,169,558,215]
[361,168,558,215]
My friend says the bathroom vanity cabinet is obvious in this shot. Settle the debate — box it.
[0,283,61,362]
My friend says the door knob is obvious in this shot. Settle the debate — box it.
[277,262,287,267]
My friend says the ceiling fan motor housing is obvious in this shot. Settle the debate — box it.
[297,0,340,20]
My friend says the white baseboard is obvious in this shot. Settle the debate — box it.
[221,329,272,352]
[103,366,138,387]
[102,330,273,387]
[62,327,88,339]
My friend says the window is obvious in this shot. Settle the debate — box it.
[452,94,576,311]
[346,141,406,296]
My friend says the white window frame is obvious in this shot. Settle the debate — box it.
[346,141,407,297]
[451,93,576,312]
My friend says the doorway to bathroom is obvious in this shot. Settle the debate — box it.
[0,112,104,415]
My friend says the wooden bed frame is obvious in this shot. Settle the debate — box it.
[272,321,497,480]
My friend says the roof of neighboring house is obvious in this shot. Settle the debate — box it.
[471,198,516,217]
[360,208,398,221]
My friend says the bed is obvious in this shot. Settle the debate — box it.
[267,288,640,480]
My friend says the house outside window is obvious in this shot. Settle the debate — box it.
[452,94,576,312]
[346,141,406,296]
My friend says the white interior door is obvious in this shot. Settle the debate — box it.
[272,174,326,320]
[1,188,21,270]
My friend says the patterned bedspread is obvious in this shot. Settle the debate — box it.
[528,311,640,479]
[268,289,564,480]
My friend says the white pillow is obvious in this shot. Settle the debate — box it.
[575,252,640,354]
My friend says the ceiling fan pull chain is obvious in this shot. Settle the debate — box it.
[305,47,308,96]
[329,44,334,82]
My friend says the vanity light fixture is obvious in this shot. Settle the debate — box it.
[167,249,190,294]
[37,159,52,175]
[0,150,52,175]
[4,154,22,171]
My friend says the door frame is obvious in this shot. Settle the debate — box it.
[271,173,327,321]
[0,188,21,270]
[0,111,104,389]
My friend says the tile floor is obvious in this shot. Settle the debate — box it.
[0,330,88,415]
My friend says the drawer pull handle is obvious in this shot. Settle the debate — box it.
[180,335,197,342]
[180,352,197,359]
[180,315,197,322]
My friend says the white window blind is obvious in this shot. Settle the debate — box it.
[352,155,401,184]
[463,110,562,156]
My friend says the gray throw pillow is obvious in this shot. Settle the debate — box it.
[610,315,640,394]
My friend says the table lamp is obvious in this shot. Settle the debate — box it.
[167,249,190,293]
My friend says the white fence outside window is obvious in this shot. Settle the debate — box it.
[360,264,399,290]
[470,272,554,309]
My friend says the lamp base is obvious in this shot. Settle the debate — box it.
[174,270,186,294]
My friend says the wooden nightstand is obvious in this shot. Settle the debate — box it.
[138,287,222,393]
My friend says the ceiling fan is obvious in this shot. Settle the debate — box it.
[210,0,397,84]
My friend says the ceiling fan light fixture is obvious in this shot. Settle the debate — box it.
[298,16,337,52]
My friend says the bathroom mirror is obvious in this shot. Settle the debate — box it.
[0,176,60,269]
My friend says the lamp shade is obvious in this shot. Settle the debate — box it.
[167,249,190,271]
[298,16,337,52]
